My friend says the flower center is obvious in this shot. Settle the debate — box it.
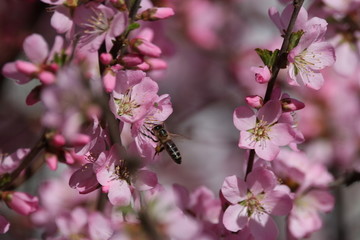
[248,119,271,143]
[114,89,140,117]
[83,8,110,36]
[113,160,131,184]
[240,192,266,217]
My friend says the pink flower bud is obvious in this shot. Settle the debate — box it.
[38,71,55,85]
[15,60,38,75]
[147,58,167,70]
[281,98,305,112]
[121,54,143,67]
[136,62,150,71]
[52,133,66,147]
[45,153,58,171]
[100,53,113,65]
[250,66,271,84]
[4,192,39,216]
[130,38,162,58]
[102,69,116,92]
[139,7,175,21]
[70,133,91,146]
[245,95,264,109]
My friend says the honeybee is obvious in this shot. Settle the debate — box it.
[151,124,182,164]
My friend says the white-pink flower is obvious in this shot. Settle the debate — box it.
[75,2,126,52]
[94,145,158,206]
[110,70,159,123]
[288,190,334,239]
[233,100,295,161]
[221,168,292,240]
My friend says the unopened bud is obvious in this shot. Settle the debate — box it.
[250,66,271,84]
[102,69,116,92]
[138,7,175,21]
[121,53,143,67]
[130,38,162,58]
[147,58,167,70]
[3,191,39,216]
[38,71,55,85]
[15,60,38,75]
[245,95,263,109]
[100,53,113,65]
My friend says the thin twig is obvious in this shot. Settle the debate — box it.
[245,0,305,179]
[0,132,47,190]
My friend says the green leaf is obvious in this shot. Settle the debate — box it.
[127,22,140,31]
[255,48,279,68]
[288,30,304,51]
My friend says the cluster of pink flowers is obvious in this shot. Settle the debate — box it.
[1,0,360,239]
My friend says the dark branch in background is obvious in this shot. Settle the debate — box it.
[244,0,305,180]
[0,131,47,190]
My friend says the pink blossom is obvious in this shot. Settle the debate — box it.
[4,191,39,216]
[94,145,158,206]
[75,2,127,52]
[221,168,292,240]
[110,70,159,123]
[288,190,334,239]
[250,66,271,84]
[129,94,173,160]
[272,149,334,194]
[55,207,88,238]
[2,34,63,85]
[40,0,75,37]
[233,100,296,161]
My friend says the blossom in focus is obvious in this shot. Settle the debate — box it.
[110,70,159,123]
[287,23,336,90]
[75,2,126,52]
[233,100,295,160]
[221,168,292,240]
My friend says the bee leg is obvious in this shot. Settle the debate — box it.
[140,131,158,142]
[153,144,164,159]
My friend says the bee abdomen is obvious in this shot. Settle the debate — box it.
[164,141,181,164]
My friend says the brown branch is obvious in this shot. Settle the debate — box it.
[0,131,47,190]
[245,0,305,180]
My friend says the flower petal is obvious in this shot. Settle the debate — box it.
[262,190,293,215]
[108,181,132,206]
[249,215,278,240]
[268,123,294,146]
[233,106,256,131]
[23,34,48,64]
[223,204,248,232]
[221,175,247,204]
[257,101,281,124]
[255,140,279,161]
